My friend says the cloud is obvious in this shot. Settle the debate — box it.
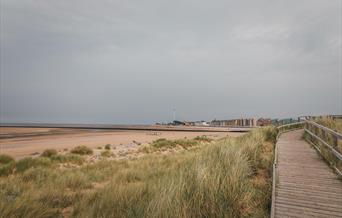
[1,0,341,124]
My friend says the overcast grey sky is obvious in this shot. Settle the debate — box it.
[0,0,341,124]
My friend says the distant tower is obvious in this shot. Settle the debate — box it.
[173,109,176,122]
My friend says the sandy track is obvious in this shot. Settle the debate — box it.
[0,127,243,159]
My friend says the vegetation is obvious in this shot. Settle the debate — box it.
[194,135,213,142]
[314,117,342,134]
[70,146,93,155]
[150,138,198,149]
[0,155,16,177]
[40,149,58,158]
[0,127,276,218]
[16,157,52,173]
[0,163,15,177]
[0,154,14,165]
[50,154,85,165]
[101,150,112,158]
[0,153,86,178]
[104,144,111,150]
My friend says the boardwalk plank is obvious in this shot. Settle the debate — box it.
[274,130,342,218]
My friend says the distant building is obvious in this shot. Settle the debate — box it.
[278,118,296,125]
[271,119,279,125]
[211,118,256,127]
[168,120,211,126]
[172,120,186,126]
[257,118,272,126]
[269,118,301,126]
[194,121,210,126]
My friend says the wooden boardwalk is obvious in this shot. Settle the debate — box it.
[274,130,342,218]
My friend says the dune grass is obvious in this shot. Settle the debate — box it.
[104,144,111,150]
[70,146,93,155]
[314,117,342,134]
[0,127,276,218]
[40,149,58,158]
[0,155,16,177]
[15,157,52,173]
[0,152,85,178]
[101,150,113,158]
[50,154,85,165]
[150,138,198,149]
[0,154,15,165]
[194,135,213,142]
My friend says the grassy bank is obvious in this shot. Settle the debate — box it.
[0,127,276,218]
[314,117,342,134]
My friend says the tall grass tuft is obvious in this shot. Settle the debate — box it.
[314,117,342,134]
[70,146,93,155]
[50,154,85,165]
[15,157,52,173]
[194,135,213,142]
[40,149,58,158]
[0,155,15,165]
[150,138,199,150]
[0,155,16,177]
[101,150,112,158]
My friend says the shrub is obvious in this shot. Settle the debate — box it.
[16,157,52,173]
[101,151,112,157]
[0,154,15,165]
[40,149,57,158]
[70,146,93,155]
[105,144,111,150]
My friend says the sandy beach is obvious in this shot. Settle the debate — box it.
[0,127,243,159]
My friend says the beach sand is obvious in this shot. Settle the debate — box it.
[0,127,243,159]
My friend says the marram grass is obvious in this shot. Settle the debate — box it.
[0,127,276,218]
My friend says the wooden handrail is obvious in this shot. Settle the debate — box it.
[305,120,342,139]
[304,128,342,161]
[277,121,305,129]
[304,120,342,176]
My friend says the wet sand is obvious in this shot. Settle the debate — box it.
[0,127,244,159]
